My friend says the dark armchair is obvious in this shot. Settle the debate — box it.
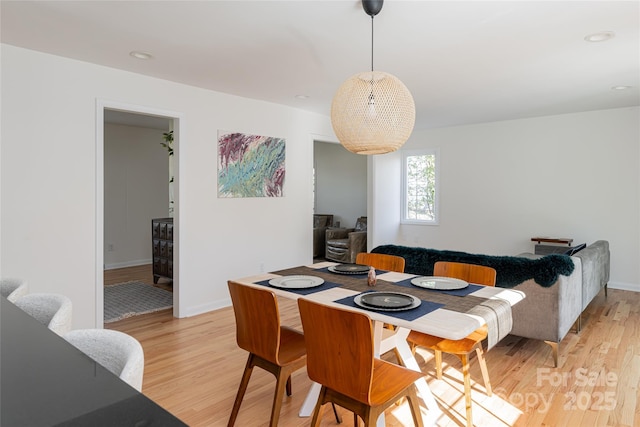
[325,216,367,263]
[313,214,334,258]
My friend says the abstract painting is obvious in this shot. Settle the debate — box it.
[217,131,286,198]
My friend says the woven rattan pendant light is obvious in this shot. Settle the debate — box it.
[331,0,415,155]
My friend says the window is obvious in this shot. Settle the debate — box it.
[402,149,439,224]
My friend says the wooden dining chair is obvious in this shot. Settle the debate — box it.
[432,261,497,289]
[356,252,406,332]
[227,281,307,427]
[407,261,497,427]
[227,281,340,426]
[355,252,406,274]
[298,298,425,427]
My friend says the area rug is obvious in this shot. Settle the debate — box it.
[104,281,173,323]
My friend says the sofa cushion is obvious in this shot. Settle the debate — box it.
[371,245,575,288]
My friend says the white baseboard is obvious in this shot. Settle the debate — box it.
[608,281,640,293]
[181,298,231,318]
[104,259,152,270]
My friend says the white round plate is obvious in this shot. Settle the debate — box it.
[268,275,324,289]
[354,292,422,312]
[410,276,468,290]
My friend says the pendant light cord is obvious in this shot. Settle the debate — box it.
[370,15,374,72]
[368,14,375,104]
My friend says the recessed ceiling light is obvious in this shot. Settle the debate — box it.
[584,31,615,42]
[611,85,632,91]
[129,51,153,60]
[295,95,310,100]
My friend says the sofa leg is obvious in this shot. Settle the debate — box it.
[544,341,559,367]
[604,283,608,297]
[576,315,582,333]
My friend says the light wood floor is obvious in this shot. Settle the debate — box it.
[104,264,173,291]
[105,267,640,426]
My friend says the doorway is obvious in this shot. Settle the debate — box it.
[313,140,368,260]
[96,100,183,327]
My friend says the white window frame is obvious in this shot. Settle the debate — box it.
[401,148,440,225]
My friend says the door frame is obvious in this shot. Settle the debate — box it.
[95,99,184,327]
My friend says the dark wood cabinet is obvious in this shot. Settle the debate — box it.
[152,218,173,284]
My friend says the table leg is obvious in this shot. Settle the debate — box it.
[373,321,384,357]
[299,382,321,417]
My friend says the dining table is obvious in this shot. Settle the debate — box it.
[234,260,525,426]
[0,296,187,427]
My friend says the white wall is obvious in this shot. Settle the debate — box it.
[1,45,335,327]
[2,45,638,332]
[0,27,3,271]
[369,150,402,250]
[104,123,168,269]
[314,141,367,228]
[372,107,640,291]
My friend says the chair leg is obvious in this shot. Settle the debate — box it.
[392,348,404,366]
[406,386,425,427]
[475,347,492,396]
[331,403,342,424]
[286,375,292,396]
[310,388,327,427]
[363,406,378,427]
[460,354,473,427]
[435,350,443,379]
[227,355,255,427]
[269,367,290,427]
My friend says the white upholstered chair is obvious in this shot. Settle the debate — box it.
[14,293,72,336]
[0,278,29,302]
[64,329,145,392]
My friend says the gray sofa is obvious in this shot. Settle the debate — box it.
[372,240,610,367]
[575,241,610,312]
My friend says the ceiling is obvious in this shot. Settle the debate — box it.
[2,1,638,131]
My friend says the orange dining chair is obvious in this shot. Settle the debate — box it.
[356,252,406,333]
[406,261,496,427]
[227,281,339,427]
[227,281,308,427]
[355,252,406,274]
[298,298,425,427]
